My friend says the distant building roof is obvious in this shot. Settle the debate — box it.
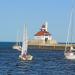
[35,31,51,36]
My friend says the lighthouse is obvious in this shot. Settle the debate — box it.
[34,21,52,42]
[28,21,57,45]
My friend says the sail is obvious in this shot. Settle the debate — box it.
[16,31,19,46]
[65,8,73,52]
[16,31,21,46]
[21,25,28,55]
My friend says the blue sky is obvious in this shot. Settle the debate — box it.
[0,0,75,42]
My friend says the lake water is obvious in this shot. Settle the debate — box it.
[0,42,75,75]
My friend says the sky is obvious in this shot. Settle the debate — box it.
[0,0,75,42]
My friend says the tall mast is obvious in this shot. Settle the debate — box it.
[16,31,19,46]
[21,24,28,55]
[65,9,73,51]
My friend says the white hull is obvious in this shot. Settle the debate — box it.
[13,45,22,51]
[19,54,33,61]
[65,52,75,60]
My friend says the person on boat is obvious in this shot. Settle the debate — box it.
[65,47,74,56]
[22,54,27,58]
[70,46,74,50]
[65,47,72,53]
[21,50,27,58]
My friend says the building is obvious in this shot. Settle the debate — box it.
[28,21,57,46]
[34,22,52,41]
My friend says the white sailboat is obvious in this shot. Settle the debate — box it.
[64,8,75,60]
[19,25,33,61]
[12,32,22,51]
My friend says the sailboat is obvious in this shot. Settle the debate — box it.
[64,8,75,60]
[12,32,22,51]
[19,25,33,61]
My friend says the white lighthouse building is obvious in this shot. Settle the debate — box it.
[34,22,52,41]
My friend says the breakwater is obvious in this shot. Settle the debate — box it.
[28,43,75,50]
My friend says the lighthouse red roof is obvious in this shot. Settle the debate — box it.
[35,31,51,36]
[35,22,51,36]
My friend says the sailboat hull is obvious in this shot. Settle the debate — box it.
[19,54,33,61]
[65,53,75,60]
[13,45,22,51]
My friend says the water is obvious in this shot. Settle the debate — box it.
[0,42,75,75]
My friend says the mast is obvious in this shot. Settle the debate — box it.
[21,24,28,55]
[65,9,73,51]
[16,31,20,46]
[16,31,19,46]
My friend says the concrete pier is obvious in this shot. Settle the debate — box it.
[28,43,75,50]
